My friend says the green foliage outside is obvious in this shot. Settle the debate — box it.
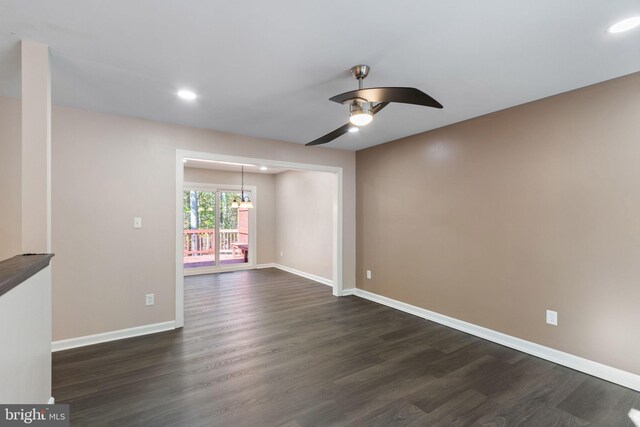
[183,190,240,230]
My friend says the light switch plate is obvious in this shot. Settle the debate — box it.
[133,217,142,229]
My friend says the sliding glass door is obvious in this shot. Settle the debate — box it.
[183,190,216,269]
[183,188,252,270]
[218,191,250,265]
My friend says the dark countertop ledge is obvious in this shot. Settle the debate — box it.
[0,254,54,298]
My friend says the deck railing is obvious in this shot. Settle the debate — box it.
[183,229,239,256]
[219,229,239,253]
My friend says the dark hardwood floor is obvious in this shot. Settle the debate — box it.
[53,268,640,426]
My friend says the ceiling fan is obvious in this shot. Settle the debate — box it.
[306,65,443,146]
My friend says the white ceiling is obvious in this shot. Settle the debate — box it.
[1,1,639,151]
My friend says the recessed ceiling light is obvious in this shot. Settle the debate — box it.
[177,89,197,100]
[348,126,360,133]
[260,166,268,171]
[608,16,640,33]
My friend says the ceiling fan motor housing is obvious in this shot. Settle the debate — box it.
[350,101,372,116]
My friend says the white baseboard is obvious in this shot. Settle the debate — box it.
[47,397,55,405]
[52,320,176,352]
[184,263,258,276]
[352,288,640,392]
[183,263,276,277]
[341,288,356,296]
[274,264,333,287]
[184,263,275,276]
[255,263,276,269]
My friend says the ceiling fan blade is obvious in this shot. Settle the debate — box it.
[306,123,352,146]
[330,87,443,109]
[306,102,389,146]
[371,101,389,114]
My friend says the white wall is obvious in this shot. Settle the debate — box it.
[49,102,354,341]
[183,167,276,265]
[0,267,52,403]
[20,41,51,254]
[275,170,335,280]
[0,97,22,260]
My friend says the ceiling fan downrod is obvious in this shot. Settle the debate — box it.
[351,64,370,90]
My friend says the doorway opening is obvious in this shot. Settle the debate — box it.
[175,151,344,328]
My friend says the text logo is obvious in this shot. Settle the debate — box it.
[0,405,69,426]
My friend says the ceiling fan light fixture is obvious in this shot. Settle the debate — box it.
[349,102,373,126]
[305,64,442,146]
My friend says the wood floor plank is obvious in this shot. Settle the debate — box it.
[52,268,640,426]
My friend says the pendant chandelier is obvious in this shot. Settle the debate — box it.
[231,165,253,209]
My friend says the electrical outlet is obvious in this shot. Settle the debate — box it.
[133,217,142,229]
[280,251,283,257]
[145,294,154,306]
[366,270,372,279]
[546,310,557,326]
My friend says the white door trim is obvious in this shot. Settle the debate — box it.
[175,150,344,328]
